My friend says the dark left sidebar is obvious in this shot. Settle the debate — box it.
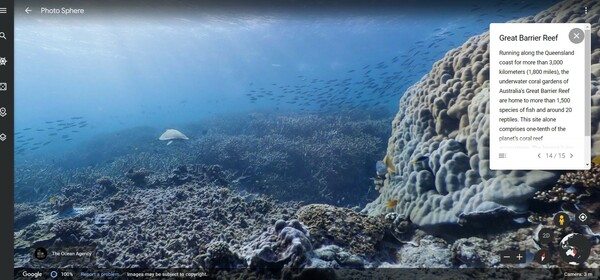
[0,0,14,277]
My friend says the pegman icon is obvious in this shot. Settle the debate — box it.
[559,215,565,226]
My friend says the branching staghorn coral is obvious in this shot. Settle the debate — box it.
[15,111,389,205]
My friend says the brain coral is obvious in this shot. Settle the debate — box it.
[365,0,600,230]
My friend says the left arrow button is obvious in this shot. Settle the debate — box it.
[25,7,31,14]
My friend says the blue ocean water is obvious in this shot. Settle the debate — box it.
[14,1,555,160]
[13,2,598,274]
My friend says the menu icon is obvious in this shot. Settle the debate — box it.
[0,8,6,14]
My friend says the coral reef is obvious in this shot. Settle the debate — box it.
[51,220,84,240]
[52,196,74,214]
[365,0,600,231]
[14,204,39,231]
[124,168,151,186]
[190,165,229,187]
[12,1,600,276]
[527,213,550,225]
[383,212,414,242]
[451,237,495,268]
[14,223,57,252]
[393,233,453,268]
[15,112,389,207]
[59,182,115,210]
[533,163,600,207]
[96,176,118,193]
[89,165,302,268]
[190,113,389,205]
[242,219,312,270]
[533,185,580,204]
[198,241,244,270]
[167,165,193,186]
[14,164,303,269]
[558,163,600,189]
[297,204,385,256]
[312,245,365,269]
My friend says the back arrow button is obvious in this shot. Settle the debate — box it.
[25,7,31,14]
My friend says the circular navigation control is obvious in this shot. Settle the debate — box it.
[558,233,591,265]
[534,248,551,265]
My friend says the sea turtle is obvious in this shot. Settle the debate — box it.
[159,129,189,145]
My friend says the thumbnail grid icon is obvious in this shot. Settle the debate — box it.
[0,8,6,14]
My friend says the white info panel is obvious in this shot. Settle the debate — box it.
[490,23,591,170]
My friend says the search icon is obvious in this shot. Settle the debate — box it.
[0,32,6,39]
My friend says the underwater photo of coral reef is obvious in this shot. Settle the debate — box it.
[13,0,600,278]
